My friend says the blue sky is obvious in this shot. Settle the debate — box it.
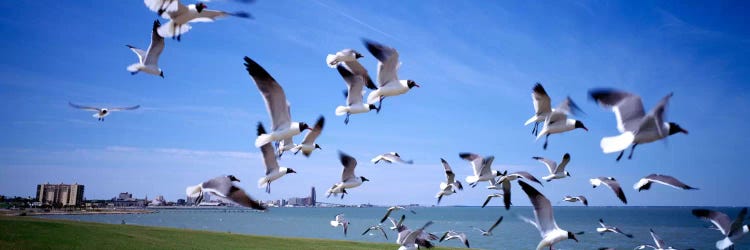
[1,1,748,206]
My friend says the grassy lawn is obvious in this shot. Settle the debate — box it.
[0,216,460,250]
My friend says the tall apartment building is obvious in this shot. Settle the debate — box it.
[36,183,85,207]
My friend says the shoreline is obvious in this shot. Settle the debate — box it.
[0,208,155,216]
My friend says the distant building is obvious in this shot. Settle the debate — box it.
[118,192,133,200]
[36,183,84,207]
[176,199,186,205]
[282,186,317,207]
[310,186,316,207]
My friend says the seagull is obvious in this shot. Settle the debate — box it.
[362,39,420,112]
[460,152,503,188]
[535,96,587,150]
[436,158,463,204]
[362,224,388,240]
[326,151,369,198]
[327,48,376,90]
[481,193,506,208]
[330,213,350,236]
[144,0,251,41]
[185,175,265,210]
[563,196,588,206]
[589,89,688,161]
[590,177,627,204]
[255,123,296,193]
[244,57,311,150]
[379,206,417,223]
[596,218,633,238]
[524,83,553,136]
[68,102,140,121]
[495,171,543,210]
[692,208,749,250]
[633,174,698,192]
[289,116,324,157]
[471,216,503,236]
[334,63,378,124]
[634,229,691,250]
[126,20,165,78]
[387,214,406,231]
[397,220,435,250]
[371,152,413,165]
[439,230,470,248]
[517,180,580,250]
[533,153,572,182]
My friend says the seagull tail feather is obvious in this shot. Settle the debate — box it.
[717,237,734,250]
[257,177,268,188]
[326,54,338,68]
[600,132,635,153]
[254,134,274,147]
[335,106,348,116]
[127,63,143,72]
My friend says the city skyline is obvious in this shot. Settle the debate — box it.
[1,1,749,207]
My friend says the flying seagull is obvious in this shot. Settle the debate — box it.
[535,96,588,150]
[439,230,470,248]
[589,89,687,161]
[517,180,580,250]
[244,57,311,151]
[144,0,251,41]
[327,48,376,91]
[126,20,165,78]
[533,153,572,182]
[496,171,543,210]
[362,224,388,240]
[397,220,435,250]
[290,116,324,157]
[379,206,417,223]
[326,151,369,198]
[692,208,749,250]
[330,213,350,236]
[387,214,406,231]
[633,174,698,192]
[563,196,588,206]
[372,152,413,165]
[635,229,694,250]
[334,63,378,124]
[436,158,463,204]
[256,123,296,193]
[471,215,503,236]
[185,175,265,210]
[362,39,420,112]
[590,177,627,204]
[69,102,140,121]
[524,83,555,136]
[596,218,633,238]
[481,193,506,208]
[460,152,503,188]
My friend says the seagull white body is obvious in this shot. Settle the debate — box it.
[144,0,251,40]
[255,123,296,193]
[471,216,503,236]
[372,152,413,164]
[127,20,165,77]
[330,213,350,236]
[244,57,311,148]
[436,159,463,204]
[633,174,697,192]
[289,116,324,157]
[590,177,628,204]
[439,230,470,248]
[326,151,369,198]
[589,89,687,161]
[596,218,633,238]
[362,39,419,111]
[460,152,501,188]
[185,175,265,210]
[533,153,571,182]
[68,102,140,121]
[692,208,749,249]
[332,55,378,124]
[517,181,579,250]
[563,195,588,206]
[534,96,587,150]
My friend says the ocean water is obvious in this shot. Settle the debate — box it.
[39,206,749,250]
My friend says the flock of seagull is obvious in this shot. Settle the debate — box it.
[63,1,747,249]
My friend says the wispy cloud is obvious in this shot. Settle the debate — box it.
[311,0,399,41]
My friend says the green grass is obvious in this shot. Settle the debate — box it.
[0,216,460,250]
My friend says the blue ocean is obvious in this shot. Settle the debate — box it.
[39,207,748,249]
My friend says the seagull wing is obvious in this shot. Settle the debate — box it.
[440,158,457,184]
[555,96,583,116]
[638,93,673,137]
[729,208,748,236]
[459,152,484,176]
[144,20,164,66]
[692,209,731,235]
[589,89,645,133]
[649,229,666,249]
[532,156,557,174]
[363,39,399,87]
[577,196,588,206]
[339,151,357,182]
[68,102,101,111]
[519,180,558,236]
[143,0,180,15]
[553,153,571,174]
[512,171,544,186]
[532,83,551,115]
[108,105,141,111]
[300,116,324,145]
[244,57,291,131]
[644,174,696,190]
[601,178,627,204]
[257,123,280,175]
[487,216,504,233]
[227,185,266,210]
[336,64,365,105]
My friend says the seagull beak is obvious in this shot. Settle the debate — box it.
[414,83,421,88]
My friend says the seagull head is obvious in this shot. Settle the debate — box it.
[360,176,370,182]
[668,122,688,135]
[354,51,364,59]
[314,144,322,150]
[196,2,207,13]
[574,120,588,131]
[368,104,379,111]
[159,71,164,78]
[566,171,571,177]
[101,109,108,114]
[407,80,420,89]
[286,168,297,174]
[567,231,579,242]
[227,175,240,182]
